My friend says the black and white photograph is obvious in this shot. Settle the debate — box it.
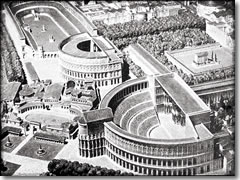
[0,0,236,176]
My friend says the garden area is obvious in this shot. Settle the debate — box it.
[1,134,26,153]
[16,137,64,161]
[94,9,234,84]
[1,160,21,176]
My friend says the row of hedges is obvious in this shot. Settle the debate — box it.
[123,54,145,78]
[1,13,27,84]
[40,159,134,176]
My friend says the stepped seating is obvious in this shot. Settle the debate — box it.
[114,91,151,126]
[113,90,161,138]
[128,108,157,135]
[120,101,153,130]
[137,116,159,137]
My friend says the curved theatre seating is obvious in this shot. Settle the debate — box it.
[113,90,159,138]
[114,91,151,125]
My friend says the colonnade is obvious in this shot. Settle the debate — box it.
[60,60,122,87]
[62,73,121,87]
[18,104,44,114]
[105,141,205,176]
[155,86,186,126]
[105,125,214,157]
[79,133,105,158]
[200,90,234,106]
[34,136,65,144]
[62,67,121,79]
[155,86,172,113]
[101,123,218,175]
[104,137,217,175]
[108,81,148,112]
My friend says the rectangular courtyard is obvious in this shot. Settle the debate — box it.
[16,137,64,161]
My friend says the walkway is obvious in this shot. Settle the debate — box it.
[55,138,131,173]
[11,134,34,154]
[2,152,49,176]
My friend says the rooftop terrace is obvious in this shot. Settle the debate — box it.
[166,43,234,75]
[60,33,118,60]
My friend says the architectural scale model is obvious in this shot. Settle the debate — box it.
[1,0,235,176]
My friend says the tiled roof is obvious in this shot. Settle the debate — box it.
[83,107,113,123]
[25,62,39,81]
[1,82,21,101]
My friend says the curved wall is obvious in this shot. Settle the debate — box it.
[58,34,123,87]
[99,77,218,175]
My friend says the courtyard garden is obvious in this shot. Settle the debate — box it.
[1,134,26,153]
[1,161,21,176]
[16,137,64,161]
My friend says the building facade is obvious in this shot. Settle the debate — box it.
[76,75,224,175]
[58,33,123,88]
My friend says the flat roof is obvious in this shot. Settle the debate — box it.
[156,73,205,114]
[195,123,214,140]
[166,44,234,75]
[128,44,170,75]
[61,33,108,58]
[1,82,21,101]
[92,36,113,51]
[25,62,39,81]
[83,107,113,123]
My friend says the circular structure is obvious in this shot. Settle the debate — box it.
[58,33,123,87]
[98,75,217,175]
[4,137,14,148]
[36,145,47,156]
